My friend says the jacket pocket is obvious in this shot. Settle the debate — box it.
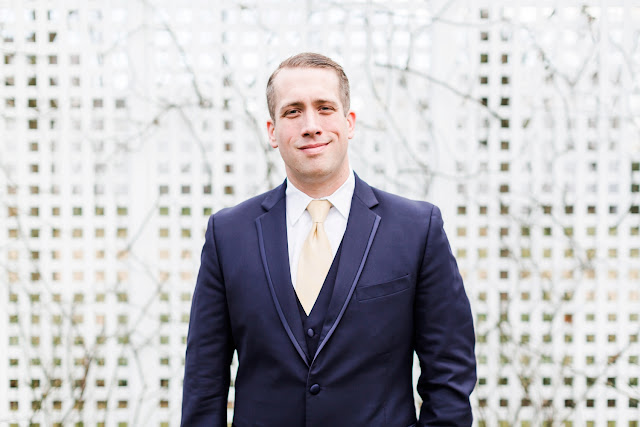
[356,274,410,301]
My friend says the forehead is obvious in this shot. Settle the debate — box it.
[272,67,341,107]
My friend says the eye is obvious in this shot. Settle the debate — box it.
[319,106,335,112]
[283,109,300,117]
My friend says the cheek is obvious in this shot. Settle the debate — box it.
[276,125,297,143]
[326,118,349,135]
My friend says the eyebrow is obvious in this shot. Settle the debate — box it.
[279,102,304,116]
[313,99,338,107]
[278,99,339,116]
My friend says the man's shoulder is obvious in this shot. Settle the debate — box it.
[363,184,445,236]
[212,183,284,223]
[366,183,437,215]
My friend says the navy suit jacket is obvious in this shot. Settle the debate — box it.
[182,175,476,427]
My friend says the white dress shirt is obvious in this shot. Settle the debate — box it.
[286,171,355,289]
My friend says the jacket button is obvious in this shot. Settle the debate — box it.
[307,328,314,337]
[309,384,320,395]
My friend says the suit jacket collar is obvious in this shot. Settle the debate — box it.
[257,184,309,364]
[315,175,379,360]
[256,174,381,365]
[261,180,287,211]
[261,172,376,210]
[352,173,379,209]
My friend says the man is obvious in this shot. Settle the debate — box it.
[181,52,476,426]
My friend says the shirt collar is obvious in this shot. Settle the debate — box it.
[286,170,355,226]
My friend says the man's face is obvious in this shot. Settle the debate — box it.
[267,67,356,190]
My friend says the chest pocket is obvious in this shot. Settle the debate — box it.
[355,274,410,301]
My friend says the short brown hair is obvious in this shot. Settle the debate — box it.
[266,52,350,121]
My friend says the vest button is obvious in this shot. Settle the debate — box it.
[309,384,321,395]
[307,328,314,337]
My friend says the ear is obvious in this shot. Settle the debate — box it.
[346,111,356,139]
[266,120,278,148]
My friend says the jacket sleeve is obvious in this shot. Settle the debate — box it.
[181,214,235,427]
[415,205,476,426]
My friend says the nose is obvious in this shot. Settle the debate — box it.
[301,112,322,137]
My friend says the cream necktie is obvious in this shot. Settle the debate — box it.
[296,200,333,315]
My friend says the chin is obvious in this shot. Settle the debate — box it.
[294,167,329,181]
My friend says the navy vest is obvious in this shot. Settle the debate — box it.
[296,242,343,360]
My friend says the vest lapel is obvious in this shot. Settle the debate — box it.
[256,184,310,366]
[314,176,380,361]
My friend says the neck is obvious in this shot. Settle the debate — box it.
[288,169,350,199]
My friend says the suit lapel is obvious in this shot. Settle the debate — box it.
[314,175,380,361]
[256,183,310,366]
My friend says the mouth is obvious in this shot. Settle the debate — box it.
[299,142,329,155]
